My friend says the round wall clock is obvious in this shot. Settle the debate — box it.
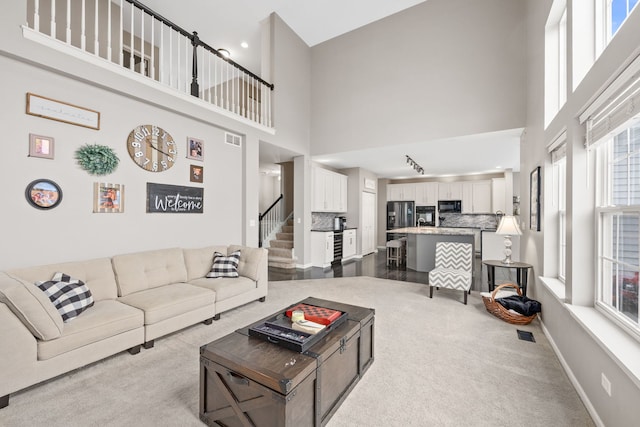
[127,125,177,172]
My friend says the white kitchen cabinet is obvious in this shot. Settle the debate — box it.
[462,180,492,213]
[362,191,376,255]
[337,174,348,212]
[472,180,493,213]
[342,229,357,260]
[312,166,348,212]
[492,178,506,213]
[415,182,438,206]
[462,182,474,213]
[438,182,462,200]
[311,231,334,267]
[387,183,416,201]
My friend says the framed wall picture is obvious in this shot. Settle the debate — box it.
[93,183,125,213]
[146,183,203,213]
[29,133,55,159]
[530,166,541,231]
[190,164,203,183]
[25,179,63,210]
[187,137,203,161]
[26,93,100,130]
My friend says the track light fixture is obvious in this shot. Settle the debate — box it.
[405,155,424,175]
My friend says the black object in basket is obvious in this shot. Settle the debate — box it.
[248,309,348,353]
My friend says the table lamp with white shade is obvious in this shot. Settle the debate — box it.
[495,215,522,264]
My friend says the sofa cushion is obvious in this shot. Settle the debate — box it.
[207,251,241,278]
[35,273,94,322]
[229,245,266,282]
[0,271,64,340]
[190,276,257,302]
[183,246,228,280]
[117,283,215,325]
[37,299,143,360]
[112,248,188,297]
[7,257,118,301]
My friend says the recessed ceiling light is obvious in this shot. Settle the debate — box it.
[241,41,249,49]
[218,48,230,58]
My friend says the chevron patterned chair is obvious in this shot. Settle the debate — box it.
[428,242,473,304]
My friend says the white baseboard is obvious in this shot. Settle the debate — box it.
[540,321,604,427]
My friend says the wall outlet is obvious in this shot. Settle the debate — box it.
[297,218,301,224]
[601,373,611,396]
[249,219,256,227]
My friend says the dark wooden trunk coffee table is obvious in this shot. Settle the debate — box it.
[199,297,375,426]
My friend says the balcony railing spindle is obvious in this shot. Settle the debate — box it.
[50,0,56,38]
[26,0,273,128]
[66,0,71,43]
[81,0,86,50]
[94,0,99,55]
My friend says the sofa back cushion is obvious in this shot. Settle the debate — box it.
[183,246,228,281]
[112,248,187,297]
[0,271,64,340]
[228,245,267,282]
[6,257,118,302]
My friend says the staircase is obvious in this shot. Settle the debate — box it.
[267,219,297,269]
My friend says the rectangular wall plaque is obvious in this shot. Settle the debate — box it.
[26,93,100,130]
[147,183,203,213]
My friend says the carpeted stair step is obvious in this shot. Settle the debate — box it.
[276,232,294,241]
[270,240,294,249]
[268,255,297,269]
[268,247,293,259]
[282,225,294,233]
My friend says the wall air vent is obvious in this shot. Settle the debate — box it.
[225,132,242,147]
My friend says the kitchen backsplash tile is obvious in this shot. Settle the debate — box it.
[439,213,500,229]
[312,212,338,230]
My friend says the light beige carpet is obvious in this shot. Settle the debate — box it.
[2,277,593,426]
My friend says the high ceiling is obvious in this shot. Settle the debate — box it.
[141,0,427,75]
[141,0,521,179]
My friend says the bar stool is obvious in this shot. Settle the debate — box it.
[386,240,403,267]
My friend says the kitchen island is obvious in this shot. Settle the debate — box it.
[387,227,475,272]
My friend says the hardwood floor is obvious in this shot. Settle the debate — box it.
[269,250,486,290]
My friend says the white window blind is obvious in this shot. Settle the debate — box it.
[547,129,567,162]
[580,54,640,148]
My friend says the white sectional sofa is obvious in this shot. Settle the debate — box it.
[0,244,267,408]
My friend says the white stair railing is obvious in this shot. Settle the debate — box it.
[259,195,284,248]
[26,0,273,128]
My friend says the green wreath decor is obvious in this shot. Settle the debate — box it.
[75,144,119,175]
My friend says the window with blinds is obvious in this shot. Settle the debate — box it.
[583,53,640,337]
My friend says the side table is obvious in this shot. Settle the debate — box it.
[482,260,533,296]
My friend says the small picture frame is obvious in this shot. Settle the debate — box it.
[93,183,125,213]
[29,134,55,159]
[190,165,203,183]
[187,137,204,161]
[25,179,63,210]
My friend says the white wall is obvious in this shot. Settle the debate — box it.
[0,1,309,269]
[524,1,640,426]
[310,0,527,155]
[259,174,281,213]
[0,55,244,269]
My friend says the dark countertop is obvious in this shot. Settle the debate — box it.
[311,227,357,232]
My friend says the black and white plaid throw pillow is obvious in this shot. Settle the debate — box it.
[207,250,241,278]
[36,272,94,322]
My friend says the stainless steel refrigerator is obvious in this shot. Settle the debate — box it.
[386,201,415,230]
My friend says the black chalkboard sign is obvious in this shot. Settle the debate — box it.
[147,183,204,213]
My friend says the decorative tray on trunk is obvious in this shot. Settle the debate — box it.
[247,303,348,353]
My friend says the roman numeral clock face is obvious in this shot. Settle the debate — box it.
[127,125,176,172]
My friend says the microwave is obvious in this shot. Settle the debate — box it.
[438,200,462,213]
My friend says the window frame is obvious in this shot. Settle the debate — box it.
[595,127,640,340]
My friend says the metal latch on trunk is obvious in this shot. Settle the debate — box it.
[339,337,346,354]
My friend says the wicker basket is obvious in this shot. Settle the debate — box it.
[482,283,537,325]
